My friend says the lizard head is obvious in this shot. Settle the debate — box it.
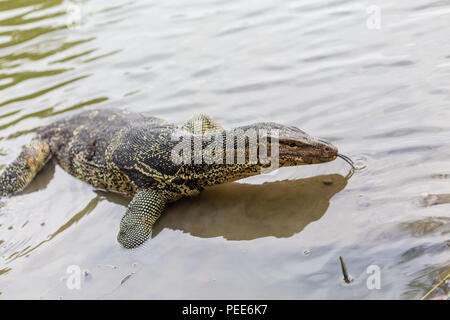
[259,123,338,167]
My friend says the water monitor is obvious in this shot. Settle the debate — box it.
[0,109,347,248]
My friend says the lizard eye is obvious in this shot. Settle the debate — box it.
[289,142,296,147]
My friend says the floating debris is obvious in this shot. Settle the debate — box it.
[120,273,134,285]
[339,256,353,284]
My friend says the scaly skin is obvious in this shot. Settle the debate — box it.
[0,109,338,248]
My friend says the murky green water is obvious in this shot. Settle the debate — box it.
[0,0,449,299]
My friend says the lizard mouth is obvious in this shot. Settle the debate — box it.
[278,141,338,166]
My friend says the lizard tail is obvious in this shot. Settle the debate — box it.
[0,138,51,196]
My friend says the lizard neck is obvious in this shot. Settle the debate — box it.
[190,126,278,187]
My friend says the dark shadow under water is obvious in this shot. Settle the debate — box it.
[152,174,347,240]
[94,174,347,241]
[97,174,347,241]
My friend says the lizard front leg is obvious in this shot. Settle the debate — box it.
[117,189,166,248]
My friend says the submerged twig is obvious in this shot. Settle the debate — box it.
[420,272,450,300]
[339,256,352,284]
[120,273,134,285]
